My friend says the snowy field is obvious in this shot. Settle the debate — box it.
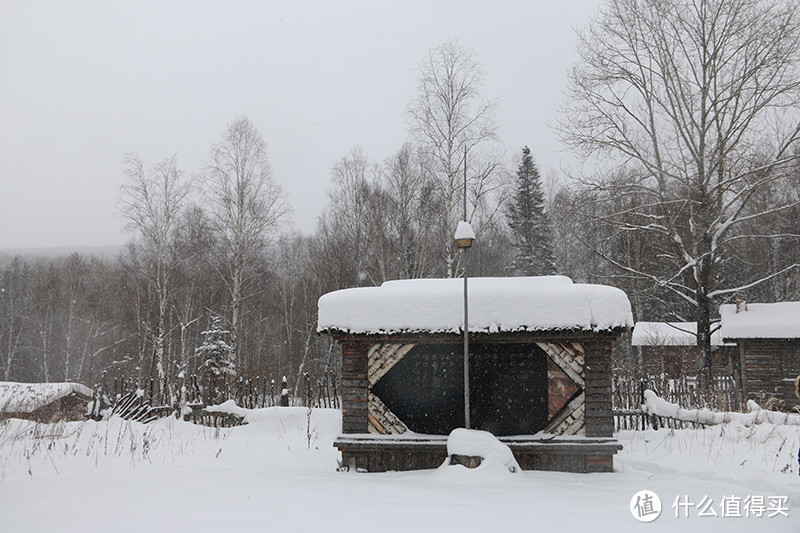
[1,408,798,532]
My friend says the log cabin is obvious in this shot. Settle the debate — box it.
[720,302,800,410]
[0,381,93,422]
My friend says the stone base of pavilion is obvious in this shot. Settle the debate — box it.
[335,434,622,473]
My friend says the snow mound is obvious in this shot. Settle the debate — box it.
[205,399,249,418]
[318,276,633,335]
[446,428,520,473]
[203,402,343,437]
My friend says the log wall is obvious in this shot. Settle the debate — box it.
[740,338,800,407]
[584,339,614,438]
[341,341,369,434]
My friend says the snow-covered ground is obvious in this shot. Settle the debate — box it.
[1,407,798,532]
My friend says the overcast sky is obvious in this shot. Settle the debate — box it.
[0,0,600,249]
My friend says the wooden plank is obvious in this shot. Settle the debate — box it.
[340,378,368,389]
[585,454,613,473]
[537,341,585,387]
[367,392,408,435]
[368,343,415,385]
[341,392,368,403]
[544,393,585,435]
[584,385,612,394]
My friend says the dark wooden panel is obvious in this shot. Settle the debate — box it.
[371,342,549,436]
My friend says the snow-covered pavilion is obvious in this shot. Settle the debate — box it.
[318,276,633,473]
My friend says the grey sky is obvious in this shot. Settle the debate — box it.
[0,0,599,249]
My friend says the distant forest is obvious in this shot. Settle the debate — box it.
[3,2,800,397]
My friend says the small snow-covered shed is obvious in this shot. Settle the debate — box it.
[720,302,800,408]
[318,276,633,473]
[0,381,93,422]
[631,322,735,377]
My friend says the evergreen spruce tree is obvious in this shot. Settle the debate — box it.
[506,146,556,276]
[195,314,235,405]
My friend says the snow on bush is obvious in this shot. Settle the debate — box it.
[445,428,520,473]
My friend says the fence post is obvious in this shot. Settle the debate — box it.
[260,376,265,408]
[332,374,339,409]
[280,376,289,407]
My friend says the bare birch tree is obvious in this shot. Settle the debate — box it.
[204,117,288,371]
[559,0,800,377]
[381,144,441,279]
[315,147,380,288]
[0,260,27,380]
[408,40,503,277]
[121,154,189,380]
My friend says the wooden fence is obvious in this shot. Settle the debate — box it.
[612,375,740,431]
[95,370,340,425]
[97,370,743,431]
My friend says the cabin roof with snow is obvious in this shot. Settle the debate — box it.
[0,381,93,413]
[631,321,729,347]
[720,302,800,340]
[317,276,633,336]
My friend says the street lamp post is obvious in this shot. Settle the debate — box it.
[454,222,474,429]
[455,146,475,430]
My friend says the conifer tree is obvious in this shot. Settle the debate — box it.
[506,146,556,276]
[195,314,235,405]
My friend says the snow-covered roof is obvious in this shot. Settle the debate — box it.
[454,221,475,240]
[631,321,728,347]
[0,381,94,413]
[719,302,800,339]
[317,276,633,335]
